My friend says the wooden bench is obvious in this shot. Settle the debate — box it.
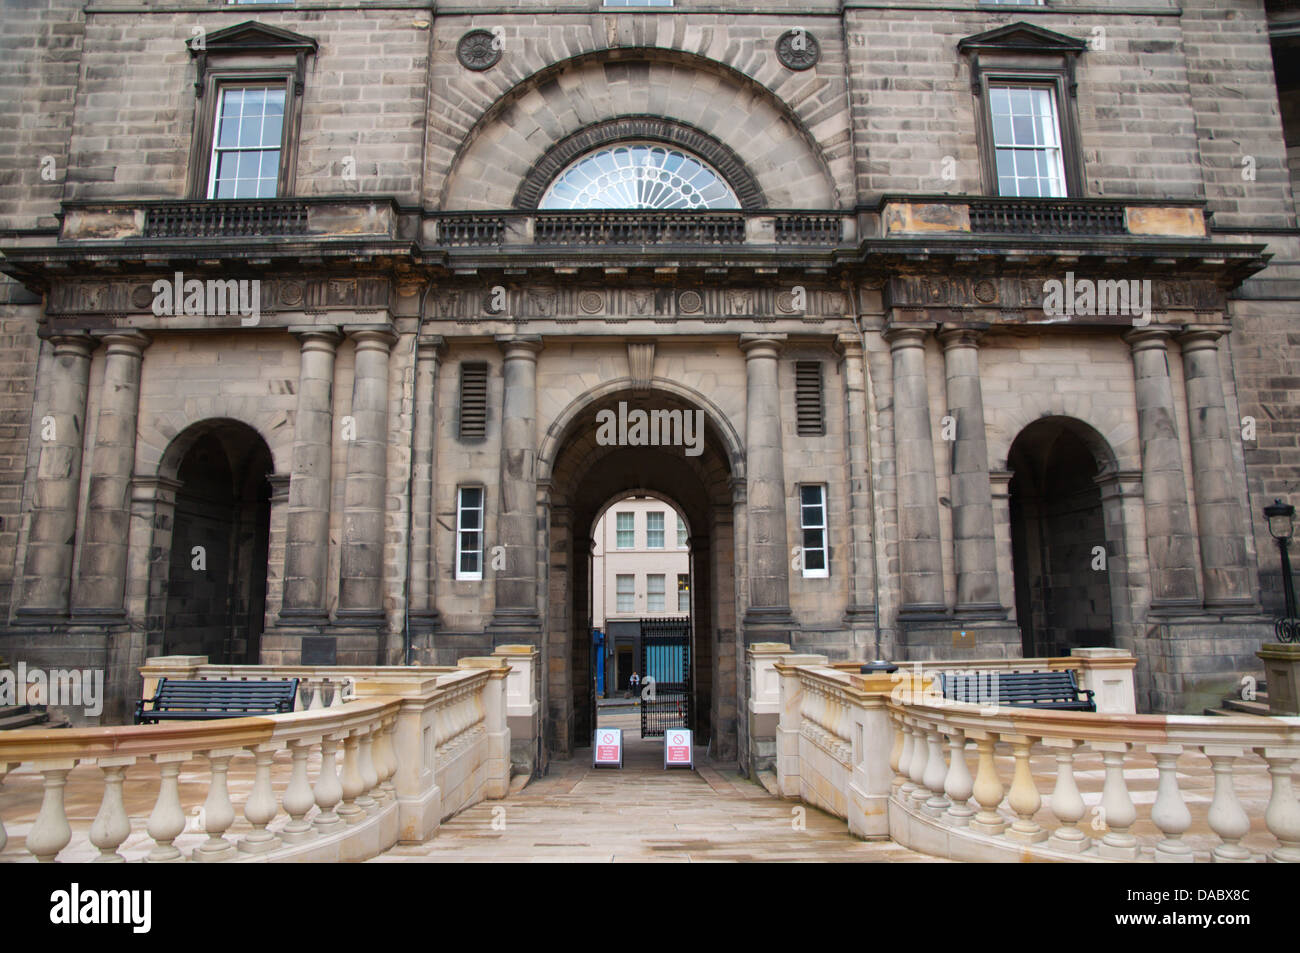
[135,678,300,725]
[937,669,1096,712]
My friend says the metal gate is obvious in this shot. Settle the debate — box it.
[640,616,691,737]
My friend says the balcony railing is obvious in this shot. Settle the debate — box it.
[534,210,746,245]
[144,200,311,238]
[966,198,1127,236]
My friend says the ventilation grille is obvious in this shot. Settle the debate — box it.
[458,363,488,440]
[795,362,825,436]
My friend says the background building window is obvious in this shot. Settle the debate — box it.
[647,512,665,549]
[616,574,635,612]
[647,574,666,612]
[456,487,484,580]
[208,86,285,199]
[539,143,739,210]
[989,84,1066,197]
[616,512,635,549]
[677,574,690,612]
[677,515,688,548]
[800,485,829,578]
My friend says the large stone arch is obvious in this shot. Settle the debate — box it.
[987,396,1137,475]
[439,48,843,210]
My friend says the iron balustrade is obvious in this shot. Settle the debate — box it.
[534,211,745,245]
[967,198,1127,236]
[144,200,310,238]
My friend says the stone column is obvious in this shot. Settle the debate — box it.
[1125,329,1202,610]
[490,335,543,632]
[1178,328,1254,610]
[336,327,397,628]
[739,335,794,628]
[280,328,342,624]
[72,331,150,619]
[884,327,945,615]
[18,333,96,619]
[408,335,444,631]
[940,327,1002,615]
[836,333,877,631]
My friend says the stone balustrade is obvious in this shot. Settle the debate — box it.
[775,660,1300,862]
[0,661,511,863]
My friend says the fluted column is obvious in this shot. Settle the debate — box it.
[490,335,543,631]
[337,327,397,627]
[409,335,445,629]
[18,333,96,619]
[72,331,150,618]
[740,335,793,627]
[280,328,342,623]
[836,333,877,632]
[884,327,945,614]
[1178,328,1254,610]
[940,327,1002,615]
[1125,329,1202,610]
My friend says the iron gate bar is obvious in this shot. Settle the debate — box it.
[640,616,691,737]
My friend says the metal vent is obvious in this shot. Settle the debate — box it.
[458,363,489,440]
[795,361,825,436]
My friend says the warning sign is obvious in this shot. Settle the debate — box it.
[664,729,693,769]
[593,728,623,768]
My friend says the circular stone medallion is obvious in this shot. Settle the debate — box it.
[678,290,703,314]
[776,30,820,71]
[579,291,603,314]
[457,29,502,71]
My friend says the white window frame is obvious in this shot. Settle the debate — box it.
[646,512,665,550]
[647,574,666,612]
[800,484,829,579]
[616,574,635,613]
[206,85,287,200]
[677,574,690,613]
[987,83,1067,199]
[615,511,635,550]
[455,486,485,581]
[677,515,688,549]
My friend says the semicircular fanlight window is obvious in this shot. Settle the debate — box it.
[538,143,741,210]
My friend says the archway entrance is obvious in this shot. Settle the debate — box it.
[1008,417,1116,657]
[544,386,739,761]
[160,420,273,663]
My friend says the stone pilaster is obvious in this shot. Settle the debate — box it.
[835,333,877,631]
[489,335,543,633]
[939,327,1003,617]
[1178,328,1255,611]
[1125,329,1203,611]
[884,327,946,616]
[279,328,342,625]
[336,327,397,628]
[408,335,445,631]
[17,333,96,620]
[740,335,794,631]
[72,330,150,620]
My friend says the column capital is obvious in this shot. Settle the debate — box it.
[41,330,97,357]
[882,325,931,350]
[129,474,184,505]
[938,325,988,351]
[91,329,151,354]
[496,334,544,359]
[1176,326,1225,352]
[267,472,292,504]
[1123,327,1175,351]
[739,334,786,358]
[344,326,398,351]
[833,332,864,359]
[416,334,446,356]
[290,326,344,348]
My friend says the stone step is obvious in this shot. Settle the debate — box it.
[1204,693,1271,717]
[0,705,70,731]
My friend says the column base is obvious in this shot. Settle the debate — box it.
[12,608,69,626]
[896,604,950,622]
[953,603,1008,620]
[68,608,126,625]
[275,608,330,630]
[333,609,386,629]
[1203,597,1261,615]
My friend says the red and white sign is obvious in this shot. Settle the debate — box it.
[664,729,693,769]
[593,728,623,768]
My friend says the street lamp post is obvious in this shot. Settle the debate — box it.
[1264,498,1299,642]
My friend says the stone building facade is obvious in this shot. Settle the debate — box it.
[1,0,1298,768]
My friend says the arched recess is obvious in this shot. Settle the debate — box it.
[543,386,739,762]
[1008,416,1121,658]
[440,49,841,210]
[151,419,274,663]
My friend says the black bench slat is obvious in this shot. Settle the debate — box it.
[135,678,300,725]
[937,670,1096,712]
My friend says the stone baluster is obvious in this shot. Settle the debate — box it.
[1147,743,1192,862]
[896,720,916,795]
[240,744,282,854]
[1095,741,1139,859]
[89,755,136,862]
[1256,748,1300,864]
[1004,734,1047,843]
[0,762,8,853]
[308,682,325,710]
[969,732,1006,835]
[942,727,974,826]
[146,753,189,862]
[375,717,397,800]
[313,735,345,834]
[1044,738,1088,852]
[338,731,365,824]
[281,739,318,843]
[1203,745,1252,862]
[908,719,930,803]
[357,727,379,815]
[27,760,75,862]
[889,718,905,783]
[923,726,950,816]
[193,749,239,861]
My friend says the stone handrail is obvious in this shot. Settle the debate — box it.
[0,663,511,862]
[777,663,1300,863]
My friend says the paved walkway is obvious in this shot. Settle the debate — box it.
[372,714,946,863]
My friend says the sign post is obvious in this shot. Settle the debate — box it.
[593,727,623,768]
[664,728,693,769]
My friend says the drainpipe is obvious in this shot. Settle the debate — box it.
[403,280,433,666]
